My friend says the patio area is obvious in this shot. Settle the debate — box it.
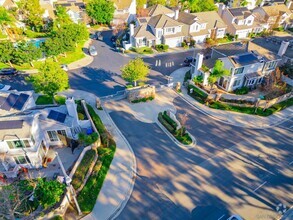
[29,145,83,179]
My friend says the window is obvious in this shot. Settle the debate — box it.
[257,77,263,84]
[234,67,244,75]
[247,20,252,25]
[158,30,162,38]
[165,27,175,33]
[47,130,66,142]
[233,79,241,87]
[7,140,31,149]
[14,156,30,164]
[266,61,276,70]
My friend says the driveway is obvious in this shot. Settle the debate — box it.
[105,91,293,220]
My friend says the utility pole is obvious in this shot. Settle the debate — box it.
[55,152,82,215]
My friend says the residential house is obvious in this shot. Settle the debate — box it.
[112,0,136,25]
[218,4,258,38]
[54,0,86,24]
[130,4,227,48]
[0,97,92,178]
[131,5,185,48]
[0,0,17,9]
[178,11,227,43]
[253,3,292,29]
[261,0,285,6]
[191,41,281,92]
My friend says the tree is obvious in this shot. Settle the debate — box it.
[29,62,69,98]
[279,62,293,79]
[11,42,42,66]
[121,57,149,86]
[0,41,14,66]
[55,6,72,27]
[208,60,230,88]
[0,6,15,33]
[86,0,115,24]
[148,0,167,6]
[18,0,44,31]
[137,0,147,8]
[178,113,188,137]
[34,178,66,209]
[183,0,217,13]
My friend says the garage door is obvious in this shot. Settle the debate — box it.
[237,31,248,39]
[192,35,208,43]
[165,37,182,48]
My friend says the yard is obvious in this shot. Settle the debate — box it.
[35,95,67,105]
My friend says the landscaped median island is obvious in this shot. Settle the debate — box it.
[187,84,293,116]
[76,104,116,214]
[158,111,192,146]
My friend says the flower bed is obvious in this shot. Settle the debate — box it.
[187,84,208,104]
[71,149,96,190]
[219,97,255,105]
[158,112,192,145]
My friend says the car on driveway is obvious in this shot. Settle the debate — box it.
[0,83,11,91]
[89,45,98,56]
[184,57,196,66]
[0,68,18,76]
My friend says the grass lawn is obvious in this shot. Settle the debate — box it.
[77,103,116,213]
[0,41,86,70]
[131,46,153,54]
[36,95,54,105]
[71,149,96,190]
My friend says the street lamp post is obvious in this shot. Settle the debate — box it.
[55,152,82,215]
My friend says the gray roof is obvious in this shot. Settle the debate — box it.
[228,7,251,18]
[146,4,174,17]
[177,12,197,25]
[133,25,156,39]
[148,14,183,28]
[251,37,293,59]
[212,42,248,57]
[0,115,34,140]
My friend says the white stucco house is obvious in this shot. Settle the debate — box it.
[191,41,282,92]
[112,0,136,25]
[0,96,92,178]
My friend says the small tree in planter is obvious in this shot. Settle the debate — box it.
[177,113,188,137]
[208,60,229,90]
[121,57,149,87]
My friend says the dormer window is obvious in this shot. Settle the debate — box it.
[166,27,175,33]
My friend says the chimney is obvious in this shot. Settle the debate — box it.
[129,23,134,45]
[65,97,79,126]
[174,8,179,20]
[217,3,225,17]
[278,41,289,56]
[192,53,204,78]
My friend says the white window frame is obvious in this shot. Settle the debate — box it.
[7,140,31,149]
[47,130,67,142]
[233,79,241,87]
[165,27,175,33]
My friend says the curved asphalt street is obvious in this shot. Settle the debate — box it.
[106,95,293,220]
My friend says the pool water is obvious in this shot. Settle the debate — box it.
[28,38,46,48]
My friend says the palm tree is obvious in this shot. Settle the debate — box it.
[208,60,230,89]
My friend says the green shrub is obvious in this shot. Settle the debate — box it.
[36,95,53,105]
[162,111,177,130]
[184,70,191,82]
[158,113,175,133]
[132,46,153,54]
[54,95,66,105]
[219,97,255,105]
[131,96,154,103]
[175,130,192,145]
[78,145,116,213]
[193,75,203,84]
[71,149,96,190]
[181,42,187,47]
[50,215,63,220]
[155,44,169,52]
[187,84,208,103]
[234,87,249,95]
[190,39,195,47]
[24,30,47,38]
[78,112,85,120]
[78,133,99,146]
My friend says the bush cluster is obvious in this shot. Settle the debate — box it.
[155,44,169,52]
[131,96,154,103]
[219,97,255,105]
[187,84,208,104]
[234,87,249,95]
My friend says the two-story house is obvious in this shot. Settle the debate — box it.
[112,0,136,25]
[228,0,258,10]
[253,3,292,29]
[218,4,257,38]
[131,5,185,48]
[191,41,281,92]
[0,97,92,178]
[178,11,227,44]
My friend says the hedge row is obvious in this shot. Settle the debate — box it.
[219,97,255,105]
[187,84,208,104]
[158,112,175,133]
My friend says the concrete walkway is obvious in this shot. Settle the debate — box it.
[60,89,136,220]
[170,68,293,128]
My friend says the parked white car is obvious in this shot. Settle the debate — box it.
[0,83,11,91]
[89,45,97,56]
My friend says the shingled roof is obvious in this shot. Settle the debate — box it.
[148,14,183,29]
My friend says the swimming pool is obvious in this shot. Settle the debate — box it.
[28,38,47,48]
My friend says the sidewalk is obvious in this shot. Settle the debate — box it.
[122,44,207,59]
[60,89,136,220]
[170,68,293,128]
